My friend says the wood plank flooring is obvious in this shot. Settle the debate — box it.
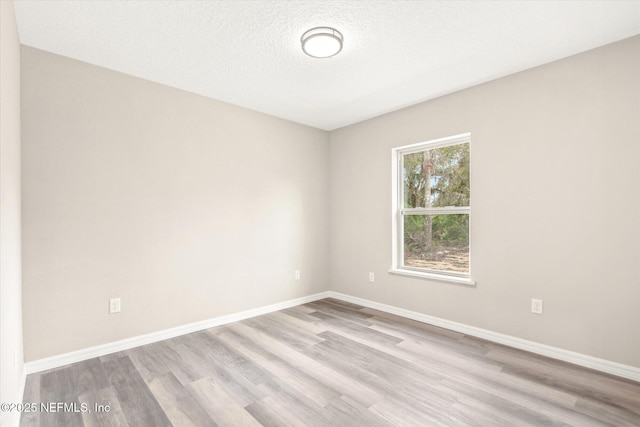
[21,298,640,426]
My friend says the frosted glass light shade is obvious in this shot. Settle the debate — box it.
[301,27,343,58]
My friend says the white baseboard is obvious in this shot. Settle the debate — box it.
[10,368,27,427]
[24,291,331,375]
[24,289,640,383]
[327,291,640,383]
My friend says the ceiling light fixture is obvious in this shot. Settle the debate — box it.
[301,27,343,58]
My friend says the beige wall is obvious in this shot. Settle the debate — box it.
[329,36,640,367]
[21,47,329,361]
[1,1,24,425]
[20,33,640,371]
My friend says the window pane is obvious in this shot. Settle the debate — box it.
[403,143,469,208]
[403,214,469,273]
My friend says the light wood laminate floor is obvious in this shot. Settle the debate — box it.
[21,298,640,426]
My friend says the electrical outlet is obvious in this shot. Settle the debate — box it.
[531,298,543,315]
[369,272,375,282]
[109,298,121,314]
[295,270,301,280]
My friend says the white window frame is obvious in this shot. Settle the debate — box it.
[389,133,475,286]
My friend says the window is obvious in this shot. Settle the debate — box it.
[391,133,474,285]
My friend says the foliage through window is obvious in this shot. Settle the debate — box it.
[393,134,470,278]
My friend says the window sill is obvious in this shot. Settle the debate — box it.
[388,268,476,286]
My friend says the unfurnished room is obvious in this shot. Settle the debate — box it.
[1,1,639,426]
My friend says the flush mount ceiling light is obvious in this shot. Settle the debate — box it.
[301,27,343,58]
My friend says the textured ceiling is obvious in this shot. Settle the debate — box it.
[12,1,640,130]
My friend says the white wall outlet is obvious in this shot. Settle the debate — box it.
[531,298,543,315]
[109,298,121,314]
[369,272,375,282]
[295,270,301,280]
